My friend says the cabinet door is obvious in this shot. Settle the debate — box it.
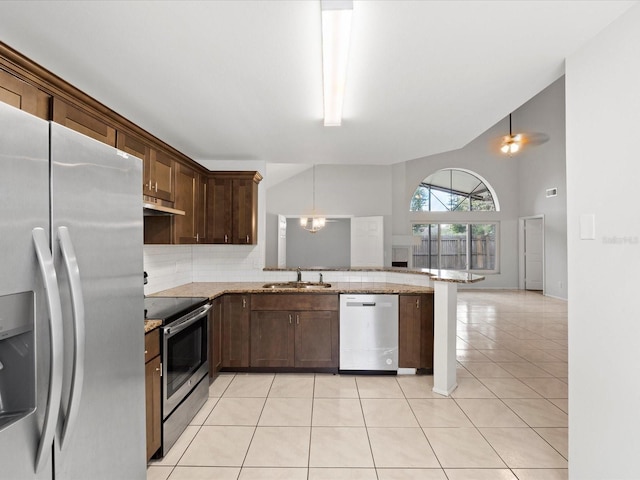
[232,177,258,244]
[150,150,175,202]
[210,297,223,378]
[52,97,116,146]
[222,294,250,368]
[419,293,434,370]
[250,311,295,367]
[174,163,198,244]
[0,68,50,119]
[208,176,232,243]
[295,311,339,368]
[145,355,161,461]
[399,295,422,368]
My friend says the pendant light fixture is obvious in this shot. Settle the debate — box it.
[300,165,326,233]
[500,113,522,155]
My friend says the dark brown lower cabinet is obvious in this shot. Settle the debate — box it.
[250,310,339,369]
[144,329,161,461]
[250,311,295,367]
[221,294,250,368]
[249,294,339,369]
[295,311,339,368]
[399,293,434,370]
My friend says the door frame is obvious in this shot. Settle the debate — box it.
[518,215,545,293]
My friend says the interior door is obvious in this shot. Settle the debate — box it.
[277,215,287,268]
[350,216,384,267]
[524,217,544,291]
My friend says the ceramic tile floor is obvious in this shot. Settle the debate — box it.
[148,290,568,480]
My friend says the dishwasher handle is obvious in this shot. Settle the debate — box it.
[346,301,376,307]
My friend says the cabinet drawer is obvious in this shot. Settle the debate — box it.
[251,294,338,311]
[145,328,160,362]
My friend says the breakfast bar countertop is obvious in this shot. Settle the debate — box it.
[148,281,435,300]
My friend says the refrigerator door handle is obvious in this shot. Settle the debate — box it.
[32,227,64,473]
[57,226,85,449]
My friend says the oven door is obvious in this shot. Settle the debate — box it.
[162,303,211,418]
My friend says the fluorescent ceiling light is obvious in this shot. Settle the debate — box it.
[321,0,353,127]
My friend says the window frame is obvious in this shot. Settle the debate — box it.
[411,221,500,274]
[410,168,500,213]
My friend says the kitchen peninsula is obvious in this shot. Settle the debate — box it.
[148,267,484,397]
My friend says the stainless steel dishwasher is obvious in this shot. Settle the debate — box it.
[339,294,399,372]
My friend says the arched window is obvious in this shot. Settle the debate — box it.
[409,169,499,273]
[410,168,497,212]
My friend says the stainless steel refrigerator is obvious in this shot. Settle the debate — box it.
[0,102,146,479]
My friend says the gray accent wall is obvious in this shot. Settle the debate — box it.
[516,77,567,299]
[286,218,350,268]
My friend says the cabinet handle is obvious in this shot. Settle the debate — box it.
[159,362,162,376]
[416,298,420,309]
[289,314,292,325]
[155,367,160,372]
[296,314,299,325]
[242,298,247,308]
[154,181,158,192]
[195,233,199,242]
[246,235,250,243]
[224,234,228,243]
[144,349,148,355]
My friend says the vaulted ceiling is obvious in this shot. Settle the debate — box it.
[0,1,635,166]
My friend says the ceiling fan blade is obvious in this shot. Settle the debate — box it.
[520,132,550,146]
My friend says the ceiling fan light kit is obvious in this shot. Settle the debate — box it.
[501,113,522,155]
[499,113,550,155]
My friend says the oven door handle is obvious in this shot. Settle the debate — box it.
[164,303,212,337]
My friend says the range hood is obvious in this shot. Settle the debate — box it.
[143,202,185,216]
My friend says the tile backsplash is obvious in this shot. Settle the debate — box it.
[143,245,433,295]
[144,244,265,295]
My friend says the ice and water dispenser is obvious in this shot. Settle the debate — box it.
[0,291,35,431]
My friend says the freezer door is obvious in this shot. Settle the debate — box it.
[50,123,146,479]
[0,102,53,479]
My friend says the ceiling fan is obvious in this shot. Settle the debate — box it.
[497,113,549,155]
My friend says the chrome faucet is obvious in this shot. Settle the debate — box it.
[296,267,302,282]
[319,272,324,284]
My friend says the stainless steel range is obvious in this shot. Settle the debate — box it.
[144,297,211,456]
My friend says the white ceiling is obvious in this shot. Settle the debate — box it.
[0,1,636,167]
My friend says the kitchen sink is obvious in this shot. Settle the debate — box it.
[262,281,332,289]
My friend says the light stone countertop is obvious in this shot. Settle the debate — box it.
[144,271,484,332]
[148,281,435,300]
[144,319,162,333]
[263,266,485,283]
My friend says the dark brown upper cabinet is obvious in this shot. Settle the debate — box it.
[208,171,262,245]
[0,68,50,120]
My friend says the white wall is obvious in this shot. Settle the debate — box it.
[566,4,640,478]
